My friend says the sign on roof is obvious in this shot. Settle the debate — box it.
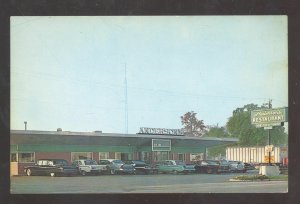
[138,127,184,136]
[251,107,288,128]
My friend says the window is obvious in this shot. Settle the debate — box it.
[10,153,17,162]
[18,153,35,163]
[71,152,92,162]
[178,153,185,161]
[115,152,121,159]
[155,151,169,161]
[99,152,109,160]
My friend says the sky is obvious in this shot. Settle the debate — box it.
[10,16,288,134]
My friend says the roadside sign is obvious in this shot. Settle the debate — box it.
[251,107,288,128]
[264,156,275,163]
[265,145,274,153]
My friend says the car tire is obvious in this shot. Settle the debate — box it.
[50,172,55,177]
[81,171,86,176]
[172,170,178,175]
[26,169,32,176]
[110,169,115,175]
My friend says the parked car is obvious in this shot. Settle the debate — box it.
[99,159,136,175]
[244,162,256,171]
[228,160,246,173]
[124,160,158,174]
[217,160,231,173]
[156,160,195,174]
[24,159,78,177]
[194,160,220,174]
[72,159,106,176]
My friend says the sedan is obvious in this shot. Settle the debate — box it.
[194,160,220,174]
[99,159,136,175]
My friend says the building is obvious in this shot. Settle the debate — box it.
[10,128,238,175]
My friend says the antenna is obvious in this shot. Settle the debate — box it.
[124,63,128,134]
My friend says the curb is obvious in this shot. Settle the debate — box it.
[229,179,287,182]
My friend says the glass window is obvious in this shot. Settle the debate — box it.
[99,152,109,160]
[155,151,169,161]
[10,153,17,162]
[84,160,97,165]
[18,153,35,163]
[178,153,185,161]
[71,152,92,162]
[115,152,121,159]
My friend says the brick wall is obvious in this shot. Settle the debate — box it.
[92,152,99,161]
[185,153,191,163]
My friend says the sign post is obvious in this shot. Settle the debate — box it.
[251,106,288,166]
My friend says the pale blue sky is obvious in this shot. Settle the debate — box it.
[11,16,288,133]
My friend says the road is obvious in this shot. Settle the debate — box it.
[10,171,288,194]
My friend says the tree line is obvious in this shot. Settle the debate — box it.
[180,103,288,157]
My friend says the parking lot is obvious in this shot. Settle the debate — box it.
[10,170,288,193]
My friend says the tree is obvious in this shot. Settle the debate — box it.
[204,125,230,158]
[204,125,230,138]
[226,103,288,146]
[180,111,206,137]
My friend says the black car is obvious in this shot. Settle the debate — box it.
[124,160,158,174]
[194,160,220,174]
[244,162,256,170]
[24,159,78,177]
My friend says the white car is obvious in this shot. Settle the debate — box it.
[72,159,106,176]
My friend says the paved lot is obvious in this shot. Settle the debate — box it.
[10,171,288,194]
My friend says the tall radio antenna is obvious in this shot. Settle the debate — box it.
[124,63,128,134]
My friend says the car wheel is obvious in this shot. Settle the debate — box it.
[110,169,115,175]
[172,170,178,175]
[50,172,55,177]
[81,171,86,176]
[26,169,32,176]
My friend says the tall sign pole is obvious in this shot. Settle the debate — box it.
[268,100,271,166]
[251,103,288,165]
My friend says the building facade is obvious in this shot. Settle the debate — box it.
[10,129,238,175]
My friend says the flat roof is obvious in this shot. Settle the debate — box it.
[10,130,238,147]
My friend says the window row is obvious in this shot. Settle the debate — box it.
[10,152,187,163]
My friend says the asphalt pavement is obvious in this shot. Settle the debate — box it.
[10,170,288,194]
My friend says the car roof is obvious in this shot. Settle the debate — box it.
[38,159,67,161]
[100,159,119,162]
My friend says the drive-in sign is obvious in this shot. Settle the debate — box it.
[251,107,288,128]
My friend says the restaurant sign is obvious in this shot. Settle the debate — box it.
[251,107,288,128]
[152,139,171,151]
[138,127,184,136]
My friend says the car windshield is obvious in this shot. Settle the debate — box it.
[175,161,185,165]
[84,160,97,165]
[113,160,124,164]
[206,160,219,165]
[132,160,146,165]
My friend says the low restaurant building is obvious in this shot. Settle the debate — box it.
[10,128,238,175]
